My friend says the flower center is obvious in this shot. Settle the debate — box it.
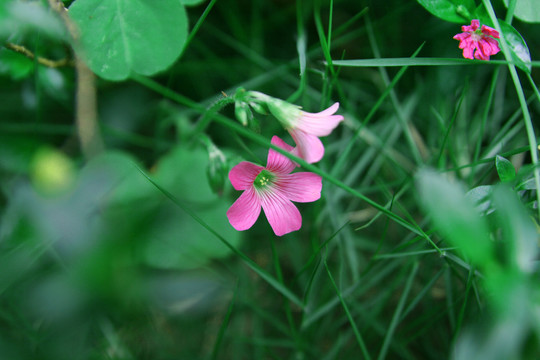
[471,30,483,41]
[254,170,275,189]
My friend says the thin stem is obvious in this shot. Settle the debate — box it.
[47,0,104,158]
[481,0,540,219]
[4,42,74,67]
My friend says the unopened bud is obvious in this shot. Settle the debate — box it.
[235,101,252,126]
[206,142,228,195]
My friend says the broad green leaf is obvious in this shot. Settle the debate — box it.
[416,168,494,267]
[499,19,531,73]
[416,0,475,23]
[491,185,538,273]
[504,0,540,23]
[495,155,516,182]
[69,0,188,80]
[465,185,493,214]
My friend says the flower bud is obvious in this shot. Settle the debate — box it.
[205,142,228,195]
[234,101,252,126]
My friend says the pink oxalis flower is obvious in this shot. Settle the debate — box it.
[454,19,501,60]
[249,92,344,164]
[226,136,322,236]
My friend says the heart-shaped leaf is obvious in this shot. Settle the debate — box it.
[69,0,188,80]
[498,20,531,73]
[416,0,476,23]
[503,0,540,23]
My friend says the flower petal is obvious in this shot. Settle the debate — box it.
[289,129,325,164]
[462,40,476,59]
[227,187,261,231]
[229,162,264,190]
[462,19,479,32]
[453,33,470,41]
[277,172,322,202]
[260,190,302,236]
[311,102,340,117]
[481,24,499,38]
[266,136,297,174]
[296,103,344,137]
[480,37,500,58]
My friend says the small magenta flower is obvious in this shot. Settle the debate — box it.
[226,136,322,236]
[247,92,344,164]
[453,19,501,60]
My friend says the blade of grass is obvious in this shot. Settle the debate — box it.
[471,67,500,182]
[181,0,218,56]
[330,43,424,178]
[437,81,468,168]
[270,237,300,349]
[377,261,419,360]
[332,58,540,67]
[324,252,371,360]
[210,279,238,360]
[365,15,423,165]
[450,267,474,347]
[374,248,457,260]
[302,259,402,329]
[401,266,446,320]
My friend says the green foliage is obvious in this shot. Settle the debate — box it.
[497,19,532,72]
[68,0,189,80]
[495,155,516,182]
[416,169,494,267]
[503,0,540,23]
[416,0,476,23]
[2,0,540,359]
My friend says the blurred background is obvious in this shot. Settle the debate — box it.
[1,0,540,359]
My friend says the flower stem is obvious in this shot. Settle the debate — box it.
[191,95,236,141]
[47,0,103,159]
[482,0,540,218]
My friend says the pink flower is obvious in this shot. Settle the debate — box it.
[226,136,322,236]
[248,92,344,164]
[453,19,501,60]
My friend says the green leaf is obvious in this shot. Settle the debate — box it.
[416,168,494,267]
[491,185,538,273]
[416,0,475,23]
[503,0,540,23]
[495,155,516,183]
[465,185,493,214]
[498,19,531,73]
[69,0,188,81]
